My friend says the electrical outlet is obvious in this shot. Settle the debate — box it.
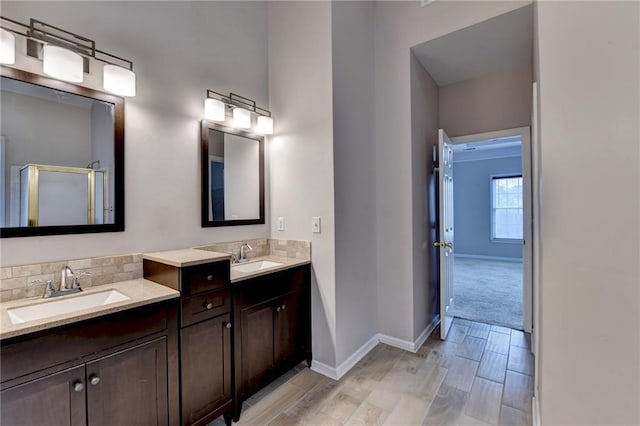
[277,217,285,231]
[312,217,321,233]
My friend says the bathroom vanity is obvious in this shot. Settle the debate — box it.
[0,282,181,426]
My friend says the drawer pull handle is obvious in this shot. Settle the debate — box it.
[225,322,232,329]
[73,381,84,392]
[89,375,101,386]
[206,275,214,281]
[203,302,213,310]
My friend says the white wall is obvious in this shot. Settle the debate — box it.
[536,1,640,423]
[409,53,440,340]
[374,1,530,342]
[268,2,337,367]
[439,64,532,138]
[331,1,378,365]
[0,1,269,266]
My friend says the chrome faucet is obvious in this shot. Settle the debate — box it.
[41,266,87,298]
[239,243,253,262]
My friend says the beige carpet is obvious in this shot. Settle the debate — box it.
[452,257,523,330]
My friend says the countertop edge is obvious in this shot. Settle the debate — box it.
[0,279,180,340]
[143,249,231,268]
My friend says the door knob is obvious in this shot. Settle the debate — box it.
[433,241,445,248]
[73,381,84,392]
[89,375,101,385]
[445,242,453,248]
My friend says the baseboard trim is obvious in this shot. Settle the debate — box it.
[454,253,523,263]
[312,318,440,381]
[532,394,541,426]
[311,333,379,381]
[310,359,339,380]
[335,334,379,379]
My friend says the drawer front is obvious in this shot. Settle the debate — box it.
[182,289,230,327]
[182,261,230,296]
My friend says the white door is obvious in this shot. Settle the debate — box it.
[438,129,455,339]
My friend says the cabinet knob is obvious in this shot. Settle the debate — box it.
[73,381,84,392]
[89,375,101,386]
[282,304,286,310]
[203,302,213,310]
[206,274,214,281]
[225,322,232,329]
[276,306,281,312]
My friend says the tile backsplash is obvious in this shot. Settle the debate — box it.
[1,238,310,303]
[0,254,143,302]
[197,238,311,261]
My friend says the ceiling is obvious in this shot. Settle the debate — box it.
[412,4,533,86]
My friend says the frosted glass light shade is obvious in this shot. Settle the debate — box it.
[43,45,83,83]
[204,98,225,121]
[257,116,273,135]
[0,29,15,65]
[233,107,251,129]
[103,65,136,97]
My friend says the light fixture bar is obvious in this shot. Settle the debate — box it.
[206,90,272,118]
[0,16,134,71]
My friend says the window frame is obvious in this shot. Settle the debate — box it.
[490,173,524,243]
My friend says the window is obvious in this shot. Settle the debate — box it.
[491,175,523,240]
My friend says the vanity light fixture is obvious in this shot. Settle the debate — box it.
[0,16,136,96]
[0,28,15,64]
[205,90,274,134]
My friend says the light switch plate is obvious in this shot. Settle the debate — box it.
[277,217,285,231]
[312,217,321,233]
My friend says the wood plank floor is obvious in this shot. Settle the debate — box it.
[212,319,533,426]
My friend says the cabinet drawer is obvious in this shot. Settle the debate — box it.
[182,261,229,295]
[182,289,229,327]
[236,266,309,308]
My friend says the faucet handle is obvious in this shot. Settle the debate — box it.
[43,280,55,298]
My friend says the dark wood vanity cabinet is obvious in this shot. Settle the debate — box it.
[144,258,233,426]
[0,301,179,426]
[233,264,311,420]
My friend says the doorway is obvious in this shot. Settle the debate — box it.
[449,127,532,331]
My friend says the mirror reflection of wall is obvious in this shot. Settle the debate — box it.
[0,76,115,227]
[207,129,260,221]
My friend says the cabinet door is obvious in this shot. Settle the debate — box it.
[181,314,231,425]
[241,301,275,392]
[1,365,86,426]
[274,291,303,365]
[86,337,168,426]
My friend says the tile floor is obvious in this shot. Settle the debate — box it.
[212,318,533,426]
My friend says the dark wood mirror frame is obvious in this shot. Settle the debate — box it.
[201,121,265,227]
[0,66,125,238]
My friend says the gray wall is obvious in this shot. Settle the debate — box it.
[332,1,379,365]
[536,1,640,423]
[268,1,337,368]
[453,156,523,259]
[409,53,440,340]
[439,63,532,137]
[0,1,270,266]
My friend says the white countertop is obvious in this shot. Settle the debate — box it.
[231,256,310,283]
[143,248,230,267]
[0,279,180,340]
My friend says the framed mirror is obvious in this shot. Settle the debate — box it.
[201,121,264,227]
[0,66,124,238]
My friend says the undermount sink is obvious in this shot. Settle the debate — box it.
[232,260,283,274]
[7,289,130,325]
